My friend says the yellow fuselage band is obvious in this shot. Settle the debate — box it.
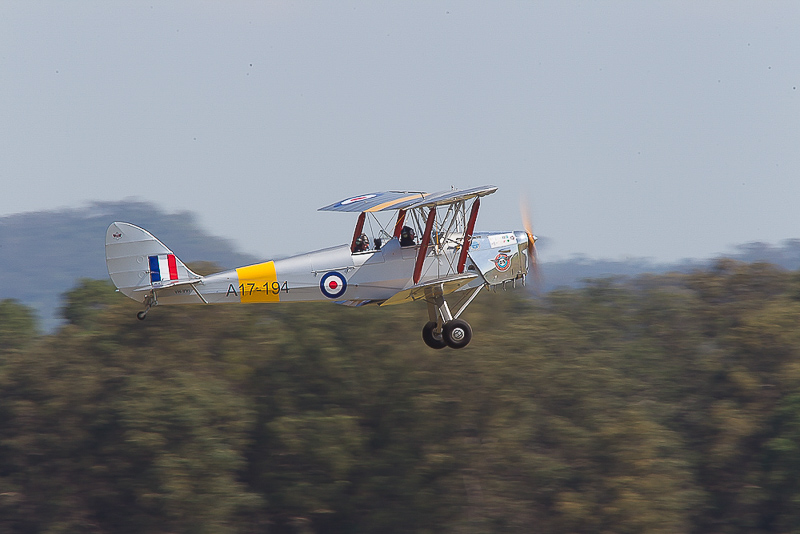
[236,261,280,303]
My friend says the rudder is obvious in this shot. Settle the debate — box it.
[106,222,199,300]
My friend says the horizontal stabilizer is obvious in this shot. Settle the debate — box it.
[133,278,203,292]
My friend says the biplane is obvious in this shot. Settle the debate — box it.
[105,185,538,349]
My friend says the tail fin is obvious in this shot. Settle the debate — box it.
[106,222,199,300]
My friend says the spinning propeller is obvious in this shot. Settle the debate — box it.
[520,198,541,288]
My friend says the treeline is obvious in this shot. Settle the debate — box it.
[7,201,800,333]
[2,260,800,533]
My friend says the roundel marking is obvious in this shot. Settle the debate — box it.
[494,253,511,272]
[340,194,377,206]
[320,271,348,299]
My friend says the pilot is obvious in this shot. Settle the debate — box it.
[400,226,416,247]
[353,233,370,253]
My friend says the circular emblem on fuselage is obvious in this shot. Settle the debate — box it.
[494,253,511,272]
[320,271,348,299]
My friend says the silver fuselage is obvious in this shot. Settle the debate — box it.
[139,231,529,306]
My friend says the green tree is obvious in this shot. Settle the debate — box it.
[0,299,38,351]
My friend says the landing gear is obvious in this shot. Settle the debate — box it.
[137,292,157,321]
[421,287,481,349]
[422,321,447,349]
[443,319,472,349]
[421,319,473,349]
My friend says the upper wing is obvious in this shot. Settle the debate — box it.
[318,191,426,213]
[405,185,497,210]
[318,185,498,213]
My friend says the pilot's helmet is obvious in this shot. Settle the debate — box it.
[401,226,415,240]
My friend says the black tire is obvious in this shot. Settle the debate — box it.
[137,311,147,321]
[422,321,447,349]
[443,319,472,349]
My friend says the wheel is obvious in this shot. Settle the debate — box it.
[137,311,147,321]
[422,321,447,349]
[443,319,472,349]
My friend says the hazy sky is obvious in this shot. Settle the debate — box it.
[2,1,798,262]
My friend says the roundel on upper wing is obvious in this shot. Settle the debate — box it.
[339,194,377,206]
[320,271,348,299]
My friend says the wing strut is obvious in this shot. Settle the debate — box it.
[393,209,407,238]
[413,208,437,284]
[457,197,480,274]
[350,212,366,253]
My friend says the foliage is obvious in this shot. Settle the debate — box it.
[3,261,800,532]
[60,279,123,328]
[0,299,38,351]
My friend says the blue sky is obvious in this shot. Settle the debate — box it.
[2,1,798,262]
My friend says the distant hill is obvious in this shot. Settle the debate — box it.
[2,201,799,331]
[0,201,258,331]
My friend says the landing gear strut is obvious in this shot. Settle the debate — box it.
[421,290,477,349]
